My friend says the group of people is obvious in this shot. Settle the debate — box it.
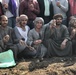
[0,13,76,62]
[0,0,76,28]
[0,14,47,61]
[0,0,76,62]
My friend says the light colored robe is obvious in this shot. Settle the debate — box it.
[43,24,72,57]
[27,28,47,58]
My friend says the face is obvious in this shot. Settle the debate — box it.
[56,17,62,25]
[1,16,8,27]
[35,20,43,29]
[20,17,28,27]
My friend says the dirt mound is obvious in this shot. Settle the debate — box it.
[0,57,76,75]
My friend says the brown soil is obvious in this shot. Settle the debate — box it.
[0,57,76,75]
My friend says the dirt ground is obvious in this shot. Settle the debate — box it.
[0,56,76,75]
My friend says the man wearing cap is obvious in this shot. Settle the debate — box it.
[43,14,72,57]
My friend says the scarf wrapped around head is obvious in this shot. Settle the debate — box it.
[8,0,17,17]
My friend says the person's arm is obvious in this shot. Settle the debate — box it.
[19,1,25,15]
[27,30,34,46]
[28,2,40,15]
[57,0,68,12]
[27,29,42,46]
[0,39,4,48]
[32,2,40,15]
[61,26,70,49]
[12,27,23,44]
[61,38,68,49]
[0,34,5,49]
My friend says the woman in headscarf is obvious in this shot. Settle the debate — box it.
[13,14,36,59]
[27,17,47,61]
[43,14,72,57]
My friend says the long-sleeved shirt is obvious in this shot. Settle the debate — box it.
[19,0,40,20]
[51,0,68,19]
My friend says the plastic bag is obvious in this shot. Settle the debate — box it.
[0,50,16,68]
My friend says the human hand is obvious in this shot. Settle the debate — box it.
[19,40,25,46]
[3,35,10,43]
[34,39,42,45]
[3,3,8,9]
[56,1,61,7]
[61,41,66,50]
[50,19,56,28]
[28,4,34,11]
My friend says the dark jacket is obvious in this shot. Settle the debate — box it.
[0,2,4,16]
[37,0,54,20]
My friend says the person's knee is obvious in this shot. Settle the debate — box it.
[0,47,3,53]
[29,50,37,56]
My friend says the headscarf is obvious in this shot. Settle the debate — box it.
[33,17,44,27]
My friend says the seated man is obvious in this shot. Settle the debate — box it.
[0,15,18,60]
[43,14,72,57]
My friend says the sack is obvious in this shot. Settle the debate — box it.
[0,50,16,68]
